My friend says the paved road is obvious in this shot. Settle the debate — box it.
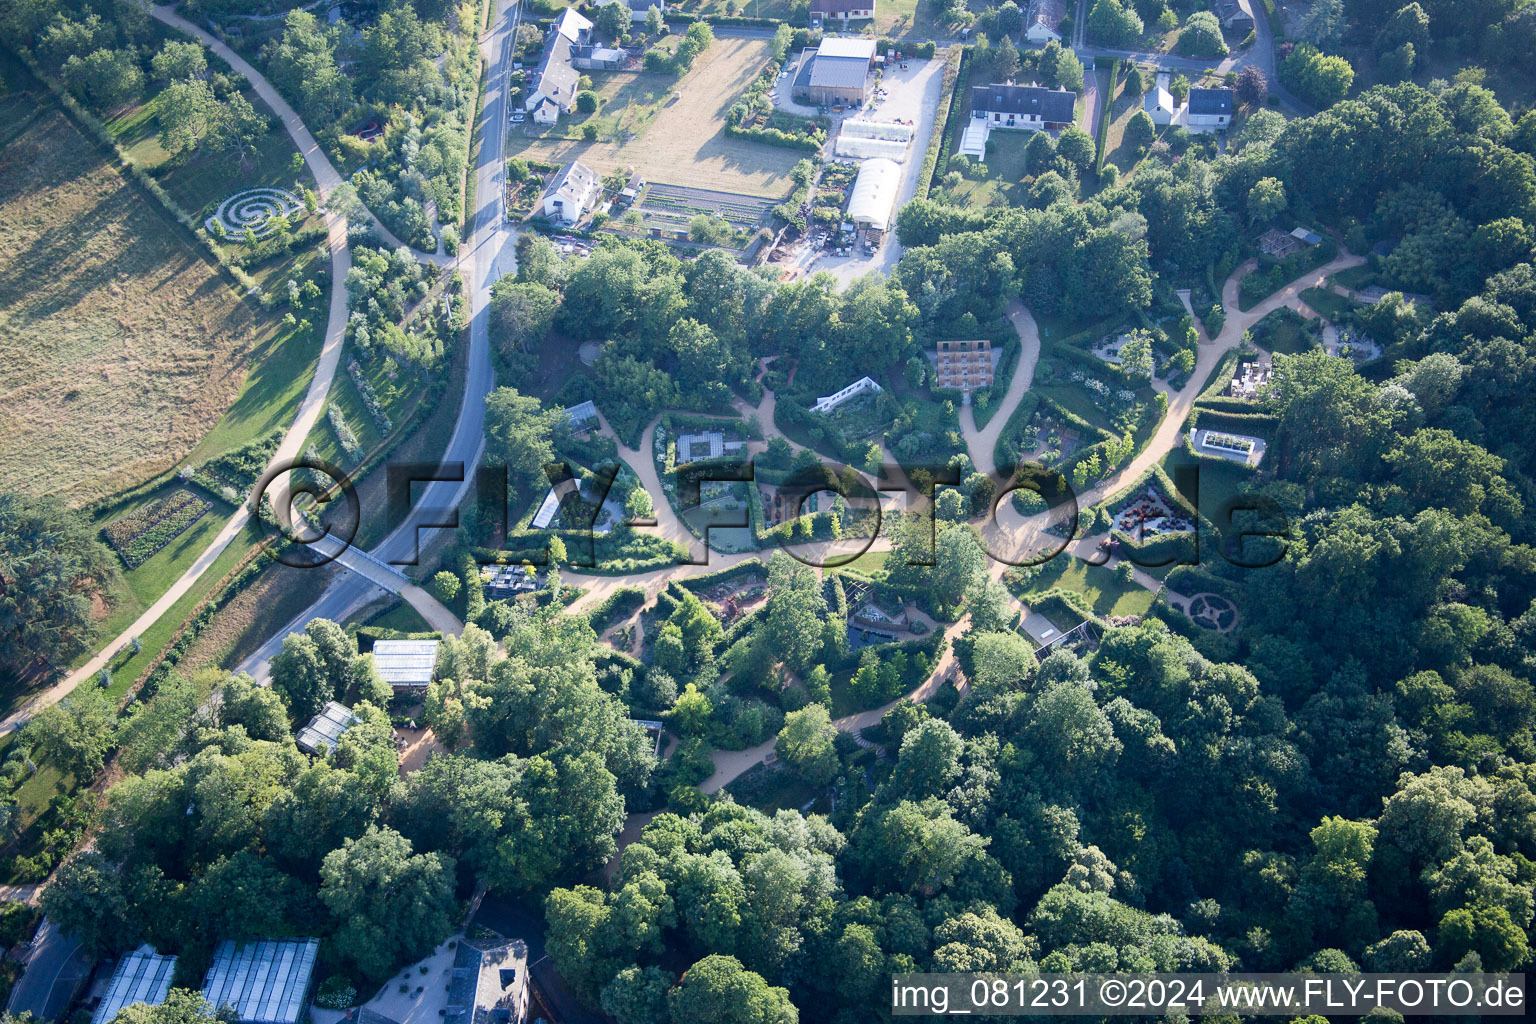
[240,0,522,679]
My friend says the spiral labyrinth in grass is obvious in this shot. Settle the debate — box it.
[206,187,304,240]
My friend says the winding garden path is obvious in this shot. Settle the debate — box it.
[0,5,475,734]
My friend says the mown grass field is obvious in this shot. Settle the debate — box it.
[508,37,800,197]
[0,104,287,506]
[1022,557,1154,619]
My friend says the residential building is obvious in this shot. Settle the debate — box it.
[1025,0,1065,43]
[445,939,529,1024]
[524,10,592,123]
[970,83,1076,132]
[370,638,440,694]
[1145,73,1177,124]
[92,947,177,1024]
[571,44,626,70]
[541,161,602,225]
[1213,0,1254,32]
[847,158,901,232]
[794,37,877,107]
[552,7,593,44]
[1145,74,1233,133]
[200,939,319,1024]
[1186,87,1234,131]
[295,701,360,756]
[934,340,994,396]
[810,0,876,24]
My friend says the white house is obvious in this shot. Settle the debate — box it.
[970,83,1077,132]
[1025,0,1065,43]
[1145,74,1233,133]
[542,160,602,225]
[1186,87,1234,132]
[1145,72,1177,124]
[810,0,876,24]
[524,10,592,123]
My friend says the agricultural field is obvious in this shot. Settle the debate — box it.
[0,106,285,507]
[507,36,803,197]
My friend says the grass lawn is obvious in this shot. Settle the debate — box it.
[1022,558,1154,619]
[188,323,320,463]
[674,0,796,21]
[0,104,285,507]
[947,130,1031,208]
[556,72,674,142]
[1300,285,1356,322]
[1330,265,1379,291]
[1035,384,1117,433]
[1249,308,1317,355]
[93,521,261,696]
[507,36,801,197]
[839,549,890,579]
[85,482,239,650]
[0,763,71,884]
[354,599,435,634]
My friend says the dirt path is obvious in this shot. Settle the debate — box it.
[959,298,1043,478]
[0,7,474,735]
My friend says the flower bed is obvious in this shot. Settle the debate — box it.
[103,489,213,569]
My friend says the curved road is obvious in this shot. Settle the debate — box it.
[239,0,522,680]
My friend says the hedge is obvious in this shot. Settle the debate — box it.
[726,122,824,151]
[587,586,647,634]
[1094,57,1119,176]
[916,45,965,201]
[678,558,768,592]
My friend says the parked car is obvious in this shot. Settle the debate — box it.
[511,110,525,123]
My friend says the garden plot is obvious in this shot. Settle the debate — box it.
[506,37,802,198]
[636,182,778,234]
[102,489,213,569]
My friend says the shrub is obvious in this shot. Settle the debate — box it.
[315,977,357,1010]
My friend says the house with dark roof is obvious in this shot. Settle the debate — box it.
[445,939,529,1024]
[1213,0,1254,32]
[524,10,592,124]
[1186,87,1234,131]
[810,0,876,23]
[970,83,1076,132]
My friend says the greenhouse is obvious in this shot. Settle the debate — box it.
[847,158,902,231]
[834,136,910,161]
